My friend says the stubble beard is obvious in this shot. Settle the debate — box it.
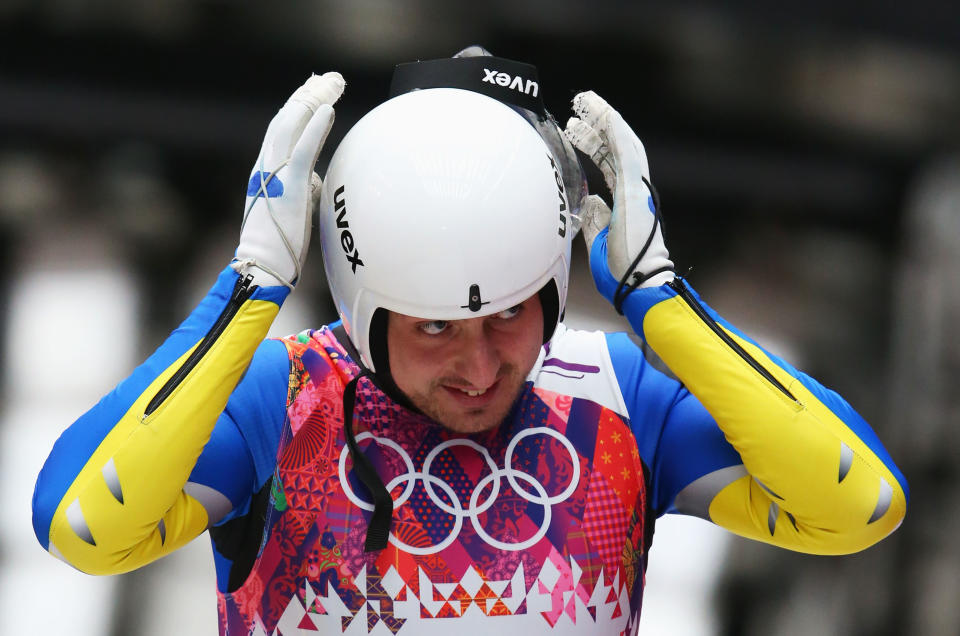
[407,365,528,434]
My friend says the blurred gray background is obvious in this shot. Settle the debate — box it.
[1,1,956,634]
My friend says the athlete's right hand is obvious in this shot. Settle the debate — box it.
[233,72,345,289]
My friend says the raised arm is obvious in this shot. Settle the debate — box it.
[566,91,907,554]
[31,73,344,574]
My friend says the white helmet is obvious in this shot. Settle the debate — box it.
[318,77,580,374]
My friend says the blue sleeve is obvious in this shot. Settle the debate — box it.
[605,331,743,516]
[188,338,289,524]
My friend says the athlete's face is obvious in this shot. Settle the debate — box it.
[387,295,544,434]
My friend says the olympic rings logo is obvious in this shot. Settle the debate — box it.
[338,427,580,555]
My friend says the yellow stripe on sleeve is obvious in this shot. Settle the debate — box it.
[48,296,279,574]
[645,294,906,554]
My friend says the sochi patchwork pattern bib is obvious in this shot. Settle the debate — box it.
[217,327,649,636]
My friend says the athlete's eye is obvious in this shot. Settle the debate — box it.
[496,305,523,320]
[418,320,449,335]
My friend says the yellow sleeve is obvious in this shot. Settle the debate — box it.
[645,279,907,555]
[36,267,284,574]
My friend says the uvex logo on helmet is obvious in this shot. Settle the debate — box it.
[482,68,539,97]
[547,154,568,238]
[333,186,364,273]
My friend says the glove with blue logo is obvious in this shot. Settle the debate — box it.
[564,91,674,312]
[233,72,345,289]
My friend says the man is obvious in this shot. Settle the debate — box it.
[32,51,907,635]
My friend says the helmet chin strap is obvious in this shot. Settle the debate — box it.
[328,321,404,552]
[340,369,393,552]
[331,322,412,552]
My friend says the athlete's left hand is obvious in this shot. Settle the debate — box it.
[564,91,674,308]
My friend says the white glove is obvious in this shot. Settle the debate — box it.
[564,91,674,309]
[233,72,346,289]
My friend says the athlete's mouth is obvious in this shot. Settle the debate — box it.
[441,379,501,404]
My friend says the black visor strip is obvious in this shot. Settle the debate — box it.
[390,56,546,118]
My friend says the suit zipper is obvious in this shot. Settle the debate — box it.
[667,279,797,402]
[143,274,256,417]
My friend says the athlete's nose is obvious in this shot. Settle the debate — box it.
[454,322,501,389]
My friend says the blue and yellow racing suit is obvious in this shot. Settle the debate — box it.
[32,263,908,635]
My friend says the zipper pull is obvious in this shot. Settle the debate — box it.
[233,274,255,303]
